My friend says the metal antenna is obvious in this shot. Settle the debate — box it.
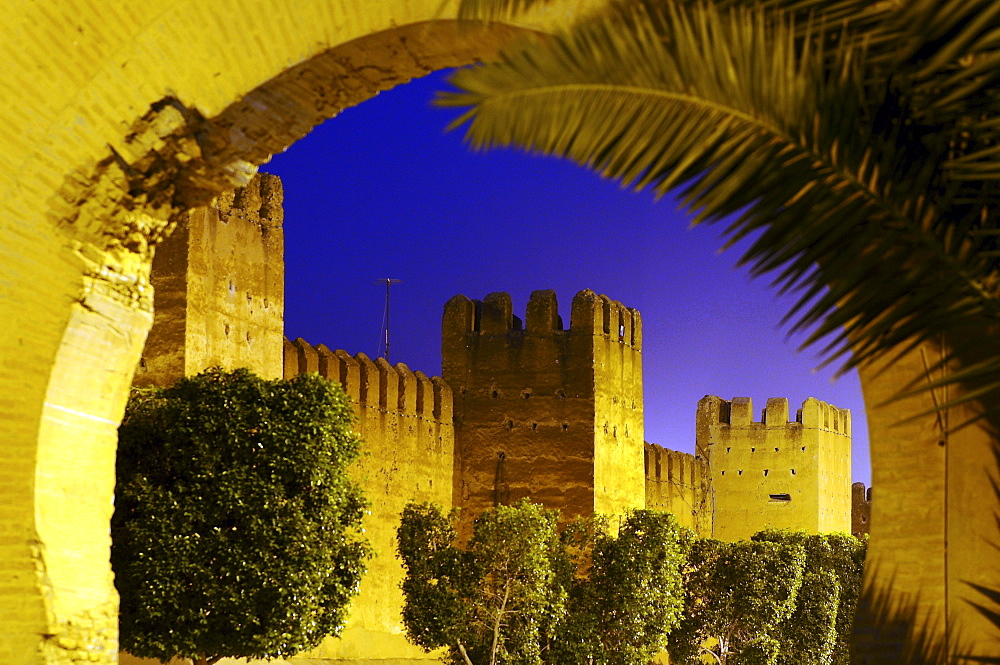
[375,278,402,363]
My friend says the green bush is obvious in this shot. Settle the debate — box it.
[113,368,369,665]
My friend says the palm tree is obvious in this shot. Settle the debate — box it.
[441,0,1000,659]
[444,0,1000,418]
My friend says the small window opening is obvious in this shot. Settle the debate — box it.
[751,447,755,452]
[801,446,806,451]
[726,447,731,453]
[556,389,566,399]
[562,423,569,431]
[505,419,514,430]
[491,390,499,399]
[791,469,796,475]
[774,447,780,452]
[531,422,538,431]
[763,469,769,476]
[521,389,532,399]
[721,470,726,476]
[738,470,743,475]
[769,493,792,502]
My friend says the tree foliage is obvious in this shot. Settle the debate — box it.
[398,500,564,665]
[445,0,1000,423]
[113,368,369,665]
[397,502,690,665]
[752,530,867,665]
[551,510,692,665]
[666,531,866,665]
[667,539,807,665]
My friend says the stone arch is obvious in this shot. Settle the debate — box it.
[1,1,996,663]
[0,4,596,663]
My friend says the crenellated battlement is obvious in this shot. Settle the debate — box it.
[697,394,853,540]
[283,337,452,424]
[697,395,851,435]
[443,289,642,349]
[644,442,712,536]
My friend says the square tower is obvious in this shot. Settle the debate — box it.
[697,396,852,540]
[134,173,284,386]
[443,289,644,534]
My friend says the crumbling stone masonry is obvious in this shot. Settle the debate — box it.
[136,173,285,386]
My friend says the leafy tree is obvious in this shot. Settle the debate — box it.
[113,368,369,665]
[397,503,690,665]
[444,0,1000,420]
[398,499,565,665]
[752,530,867,665]
[667,539,806,665]
[551,510,692,665]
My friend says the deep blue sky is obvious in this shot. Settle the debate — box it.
[263,68,871,485]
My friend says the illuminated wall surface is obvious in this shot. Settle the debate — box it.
[697,396,851,541]
[1,2,996,662]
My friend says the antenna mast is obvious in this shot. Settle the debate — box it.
[376,278,402,363]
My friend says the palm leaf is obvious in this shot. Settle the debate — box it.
[443,0,1000,423]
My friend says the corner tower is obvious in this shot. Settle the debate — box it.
[443,289,644,531]
[697,396,851,540]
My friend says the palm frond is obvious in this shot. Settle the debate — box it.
[443,0,1000,422]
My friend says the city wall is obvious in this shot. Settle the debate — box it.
[644,443,712,537]
[284,338,453,663]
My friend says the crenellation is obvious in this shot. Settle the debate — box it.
[764,397,789,426]
[432,376,452,422]
[570,288,599,332]
[282,337,298,379]
[355,353,379,410]
[630,308,642,350]
[292,336,319,374]
[526,289,560,332]
[413,371,433,419]
[443,294,476,337]
[333,349,362,412]
[730,396,753,425]
[283,338,454,426]
[314,343,338,379]
[480,292,514,333]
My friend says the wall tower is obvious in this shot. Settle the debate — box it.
[443,289,644,532]
[697,396,851,540]
[134,173,285,385]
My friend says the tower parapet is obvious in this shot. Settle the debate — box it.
[696,395,852,540]
[444,289,644,536]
